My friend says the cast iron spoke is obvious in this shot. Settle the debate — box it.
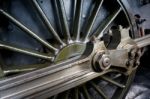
[84,0,104,42]
[72,0,77,23]
[52,95,58,99]
[0,67,4,77]
[82,85,91,99]
[3,67,36,75]
[73,0,77,17]
[64,90,70,99]
[101,76,125,88]
[0,9,58,52]
[31,0,65,46]
[54,0,71,42]
[94,7,122,39]
[0,41,53,61]
[72,0,83,41]
[73,88,79,99]
[0,55,5,77]
[90,81,108,99]
[3,63,50,75]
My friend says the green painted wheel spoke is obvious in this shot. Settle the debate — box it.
[31,0,65,46]
[94,7,122,39]
[0,56,5,77]
[3,63,50,75]
[0,41,53,61]
[64,90,70,99]
[0,67,4,77]
[74,88,79,99]
[101,76,125,88]
[52,95,58,99]
[0,9,58,52]
[84,0,104,41]
[73,0,77,18]
[72,0,84,41]
[3,68,36,75]
[54,0,71,42]
[82,85,91,99]
[90,81,108,99]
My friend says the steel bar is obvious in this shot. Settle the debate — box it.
[72,0,83,41]
[53,0,63,38]
[95,8,122,39]
[73,0,77,19]
[90,81,108,99]
[0,41,53,61]
[73,88,79,99]
[4,68,35,75]
[0,9,58,52]
[82,85,91,99]
[0,67,4,77]
[84,0,104,41]
[135,34,150,48]
[71,0,77,34]
[0,55,5,77]
[64,90,70,99]
[54,0,71,42]
[31,0,65,46]
[3,63,50,75]
[52,95,58,99]
[100,76,125,88]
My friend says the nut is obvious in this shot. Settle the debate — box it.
[92,52,111,72]
[102,57,111,67]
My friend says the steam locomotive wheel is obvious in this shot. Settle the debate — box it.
[0,0,139,99]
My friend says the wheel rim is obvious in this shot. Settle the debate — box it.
[0,0,137,98]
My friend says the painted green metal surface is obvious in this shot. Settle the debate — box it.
[55,43,86,63]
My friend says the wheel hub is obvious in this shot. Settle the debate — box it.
[54,43,86,63]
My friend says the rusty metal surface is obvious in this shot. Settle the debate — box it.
[126,2,150,98]
[126,45,150,99]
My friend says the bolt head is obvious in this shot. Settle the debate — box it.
[99,55,111,70]
[92,53,111,72]
[102,57,111,67]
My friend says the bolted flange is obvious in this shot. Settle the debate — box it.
[124,44,142,69]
